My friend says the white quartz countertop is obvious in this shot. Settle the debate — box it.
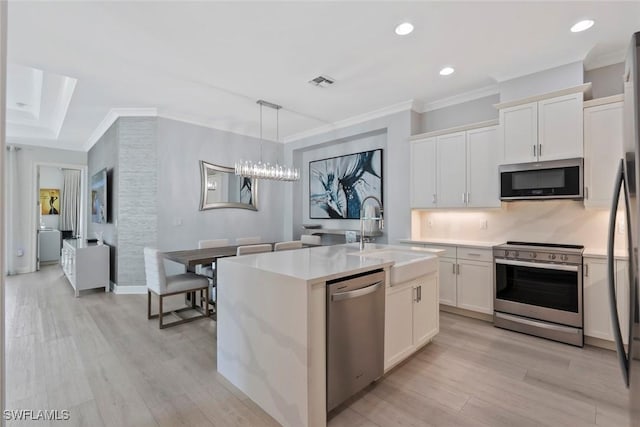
[219,243,442,283]
[583,248,629,259]
[398,238,501,249]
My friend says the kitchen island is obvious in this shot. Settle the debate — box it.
[217,244,442,427]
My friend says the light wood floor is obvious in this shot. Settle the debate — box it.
[5,266,632,427]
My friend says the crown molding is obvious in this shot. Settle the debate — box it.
[416,85,499,113]
[83,107,158,152]
[583,49,626,71]
[282,99,416,143]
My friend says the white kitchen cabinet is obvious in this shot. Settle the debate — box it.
[384,284,414,367]
[584,257,630,344]
[466,126,500,208]
[408,244,493,315]
[583,101,624,208]
[413,274,439,347]
[436,132,467,208]
[538,93,583,161]
[410,137,437,208]
[500,101,538,163]
[457,259,494,315]
[500,92,584,164]
[409,124,500,209]
[384,273,439,371]
[438,257,458,306]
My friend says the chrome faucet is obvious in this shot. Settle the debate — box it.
[359,196,384,251]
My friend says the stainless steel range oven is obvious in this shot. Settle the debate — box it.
[493,241,584,347]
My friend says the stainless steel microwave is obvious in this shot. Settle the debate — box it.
[499,158,583,201]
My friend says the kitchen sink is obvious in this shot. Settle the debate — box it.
[348,249,438,284]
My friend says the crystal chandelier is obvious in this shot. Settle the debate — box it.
[235,100,300,181]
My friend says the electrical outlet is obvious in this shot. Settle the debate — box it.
[173,218,183,227]
[480,220,488,230]
[16,248,24,257]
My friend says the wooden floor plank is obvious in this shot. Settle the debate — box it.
[4,266,634,427]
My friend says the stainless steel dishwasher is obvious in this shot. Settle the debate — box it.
[326,269,385,412]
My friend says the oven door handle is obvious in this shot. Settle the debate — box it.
[495,258,579,272]
[607,159,630,387]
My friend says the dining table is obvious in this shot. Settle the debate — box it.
[161,242,319,315]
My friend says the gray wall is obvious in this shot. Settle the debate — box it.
[417,94,499,134]
[156,117,285,258]
[584,62,625,98]
[88,121,118,283]
[499,61,584,102]
[284,110,412,245]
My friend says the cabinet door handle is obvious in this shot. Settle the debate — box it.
[584,263,589,277]
[466,192,470,205]
[457,264,461,275]
[462,193,466,203]
[585,187,589,200]
[418,285,422,302]
[452,263,456,274]
[533,145,537,157]
[432,194,437,204]
[539,144,542,157]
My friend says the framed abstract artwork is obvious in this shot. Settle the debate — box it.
[309,149,383,219]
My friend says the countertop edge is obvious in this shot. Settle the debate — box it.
[398,238,500,249]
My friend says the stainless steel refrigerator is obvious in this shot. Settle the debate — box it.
[608,31,640,426]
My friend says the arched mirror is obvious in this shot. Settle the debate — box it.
[199,161,258,211]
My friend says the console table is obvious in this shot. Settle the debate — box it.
[61,239,110,297]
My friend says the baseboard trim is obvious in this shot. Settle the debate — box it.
[585,336,618,351]
[112,284,147,295]
[440,305,494,322]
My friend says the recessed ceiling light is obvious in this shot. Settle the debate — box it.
[395,22,414,36]
[571,19,594,33]
[439,67,455,76]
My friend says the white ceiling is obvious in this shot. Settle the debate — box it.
[6,1,640,151]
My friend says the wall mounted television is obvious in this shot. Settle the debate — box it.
[91,169,108,224]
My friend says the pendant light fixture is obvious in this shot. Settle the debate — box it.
[235,100,300,181]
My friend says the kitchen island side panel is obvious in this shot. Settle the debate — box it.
[217,259,325,427]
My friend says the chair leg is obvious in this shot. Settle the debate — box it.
[205,287,209,318]
[147,291,151,319]
[159,295,164,329]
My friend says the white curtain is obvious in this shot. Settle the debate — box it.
[5,146,21,275]
[60,169,80,236]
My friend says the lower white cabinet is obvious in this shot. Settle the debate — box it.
[428,245,494,315]
[61,239,110,297]
[583,257,630,344]
[384,273,438,371]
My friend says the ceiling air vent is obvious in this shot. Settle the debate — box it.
[308,75,335,88]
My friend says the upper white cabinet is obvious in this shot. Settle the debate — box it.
[410,137,437,208]
[436,132,467,208]
[500,102,538,163]
[538,93,583,161]
[583,100,624,208]
[466,126,501,208]
[499,91,584,164]
[410,123,500,209]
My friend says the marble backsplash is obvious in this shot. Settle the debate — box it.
[412,200,626,250]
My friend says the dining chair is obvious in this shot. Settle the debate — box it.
[274,240,303,251]
[236,236,261,245]
[236,244,272,256]
[144,247,210,329]
[300,235,322,245]
[196,238,230,278]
